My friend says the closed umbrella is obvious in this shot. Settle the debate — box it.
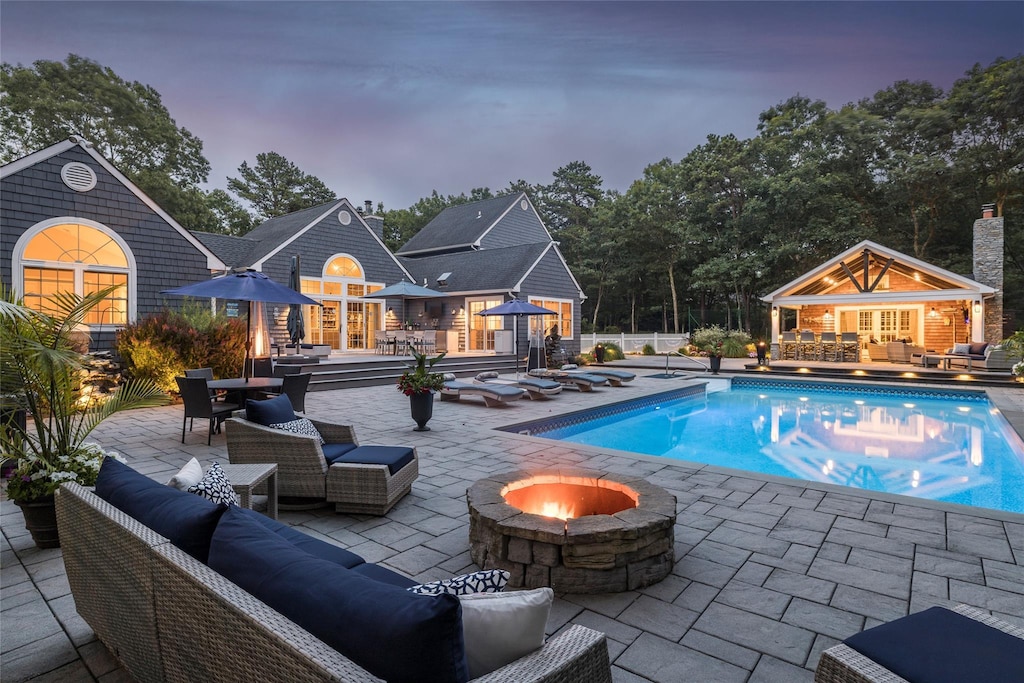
[286,256,305,346]
[373,280,445,328]
[477,299,556,376]
[163,269,320,380]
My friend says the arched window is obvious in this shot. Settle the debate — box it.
[15,220,134,325]
[325,255,363,279]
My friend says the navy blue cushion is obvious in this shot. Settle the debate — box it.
[209,506,467,683]
[334,445,415,475]
[235,507,364,568]
[245,394,295,426]
[844,606,1024,683]
[94,457,226,563]
[321,442,360,464]
[351,562,419,588]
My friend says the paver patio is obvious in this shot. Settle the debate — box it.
[3,362,1023,682]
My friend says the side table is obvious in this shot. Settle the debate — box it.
[220,463,278,519]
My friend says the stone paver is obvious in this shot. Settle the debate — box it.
[2,370,1022,681]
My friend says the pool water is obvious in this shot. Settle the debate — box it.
[513,380,1024,514]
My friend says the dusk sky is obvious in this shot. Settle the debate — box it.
[2,1,1022,211]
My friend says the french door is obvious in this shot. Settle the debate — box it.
[467,298,502,351]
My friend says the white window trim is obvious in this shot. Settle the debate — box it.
[528,296,575,340]
[12,217,138,327]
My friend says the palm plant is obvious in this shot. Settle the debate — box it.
[1,285,170,502]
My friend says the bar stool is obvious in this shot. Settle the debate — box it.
[780,332,798,360]
[818,332,839,362]
[796,331,817,360]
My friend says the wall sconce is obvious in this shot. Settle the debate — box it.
[387,307,393,313]
[928,307,938,318]
[771,307,778,318]
[822,309,833,322]
[973,301,982,315]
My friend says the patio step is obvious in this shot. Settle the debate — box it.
[302,355,521,391]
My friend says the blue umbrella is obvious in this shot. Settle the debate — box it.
[374,280,445,328]
[477,299,557,376]
[163,270,320,379]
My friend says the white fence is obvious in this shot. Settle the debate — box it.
[581,333,691,355]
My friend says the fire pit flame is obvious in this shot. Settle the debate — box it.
[539,499,576,521]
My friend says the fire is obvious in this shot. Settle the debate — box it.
[539,500,576,521]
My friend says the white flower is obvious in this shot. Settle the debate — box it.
[1013,361,1024,377]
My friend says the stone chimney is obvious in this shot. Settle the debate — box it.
[972,204,1003,341]
[364,200,373,215]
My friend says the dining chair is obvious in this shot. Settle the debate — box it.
[394,331,408,356]
[260,372,312,413]
[175,376,240,445]
[185,367,222,401]
[374,330,389,355]
[251,357,274,377]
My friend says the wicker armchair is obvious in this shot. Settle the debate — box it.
[225,416,418,514]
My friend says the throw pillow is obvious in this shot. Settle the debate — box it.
[245,393,295,426]
[166,457,203,490]
[408,569,510,595]
[187,462,238,506]
[459,587,553,679]
[953,343,971,355]
[268,417,324,444]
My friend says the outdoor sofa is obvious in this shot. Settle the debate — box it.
[884,341,925,364]
[226,394,417,514]
[942,342,1014,371]
[57,460,613,683]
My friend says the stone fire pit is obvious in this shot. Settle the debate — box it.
[467,469,676,593]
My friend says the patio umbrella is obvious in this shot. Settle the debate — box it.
[162,269,320,380]
[373,280,445,328]
[286,256,305,346]
[477,299,556,376]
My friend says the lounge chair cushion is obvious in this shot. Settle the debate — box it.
[445,381,524,398]
[320,441,360,463]
[351,562,419,588]
[245,394,295,426]
[95,457,226,563]
[843,605,1024,683]
[518,378,561,390]
[332,445,415,475]
[209,506,468,683]
[236,506,366,569]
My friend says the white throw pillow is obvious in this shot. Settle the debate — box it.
[187,461,238,506]
[953,343,972,355]
[166,457,203,490]
[269,417,324,444]
[459,587,553,678]
[407,569,509,595]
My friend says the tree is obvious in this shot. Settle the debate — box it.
[1,54,218,230]
[204,189,256,236]
[227,152,336,221]
[382,188,495,251]
[537,161,604,266]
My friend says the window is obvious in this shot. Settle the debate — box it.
[17,221,132,325]
[528,297,574,340]
[325,256,362,278]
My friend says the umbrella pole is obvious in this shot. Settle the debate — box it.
[244,302,252,381]
[514,315,519,378]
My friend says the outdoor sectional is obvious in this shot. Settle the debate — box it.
[57,460,612,683]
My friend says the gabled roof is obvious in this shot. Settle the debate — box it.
[396,193,525,256]
[189,232,260,269]
[763,240,994,304]
[399,243,550,294]
[1,137,226,270]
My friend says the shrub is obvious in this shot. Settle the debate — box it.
[599,341,624,361]
[692,325,753,358]
[116,306,246,393]
[642,343,656,356]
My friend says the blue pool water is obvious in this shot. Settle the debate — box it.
[506,380,1024,514]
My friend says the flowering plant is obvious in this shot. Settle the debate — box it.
[397,350,447,395]
[4,443,123,501]
[1012,361,1024,377]
[1,285,169,503]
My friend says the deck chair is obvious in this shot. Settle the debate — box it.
[528,368,609,392]
[175,376,239,445]
[440,374,525,406]
[474,372,562,400]
[559,364,636,386]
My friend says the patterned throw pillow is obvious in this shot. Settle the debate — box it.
[407,569,510,596]
[268,417,324,444]
[187,461,238,506]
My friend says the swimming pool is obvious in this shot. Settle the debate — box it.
[502,379,1024,514]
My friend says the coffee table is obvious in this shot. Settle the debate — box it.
[220,462,278,519]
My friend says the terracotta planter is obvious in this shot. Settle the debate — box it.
[15,496,60,548]
[409,391,434,431]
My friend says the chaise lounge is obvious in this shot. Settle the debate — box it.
[441,376,526,406]
[528,368,609,392]
[474,372,562,399]
[559,364,636,386]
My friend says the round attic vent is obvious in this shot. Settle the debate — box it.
[338,210,352,225]
[61,162,97,192]
[520,199,528,211]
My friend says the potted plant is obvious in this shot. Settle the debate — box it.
[397,350,446,431]
[691,325,727,375]
[1,286,169,547]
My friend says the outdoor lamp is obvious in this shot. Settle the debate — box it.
[929,307,938,318]
[973,301,982,315]
[772,307,778,318]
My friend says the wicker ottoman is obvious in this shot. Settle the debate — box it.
[326,446,418,515]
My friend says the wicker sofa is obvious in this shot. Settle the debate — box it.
[885,341,926,364]
[944,343,1015,371]
[57,478,612,683]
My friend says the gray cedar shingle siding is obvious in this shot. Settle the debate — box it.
[399,243,549,294]
[478,198,551,250]
[518,248,582,353]
[1,146,213,325]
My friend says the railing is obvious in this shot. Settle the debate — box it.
[664,350,709,375]
[583,333,690,355]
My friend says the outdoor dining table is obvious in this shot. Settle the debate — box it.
[208,377,283,404]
